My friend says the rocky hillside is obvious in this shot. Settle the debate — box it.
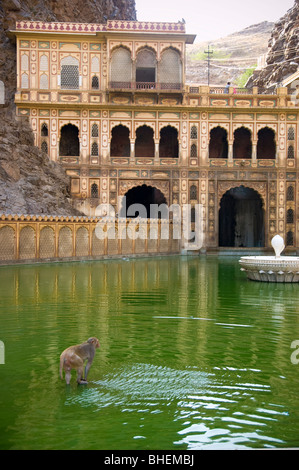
[186,21,273,86]
[0,0,136,216]
[248,0,299,91]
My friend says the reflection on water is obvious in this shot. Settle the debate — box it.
[0,256,298,450]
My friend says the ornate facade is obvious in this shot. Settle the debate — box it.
[13,19,298,250]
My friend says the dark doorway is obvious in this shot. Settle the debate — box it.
[120,184,167,218]
[257,127,276,159]
[159,126,179,158]
[233,127,252,159]
[219,186,264,247]
[209,126,228,158]
[110,125,130,157]
[59,124,80,156]
[135,126,155,158]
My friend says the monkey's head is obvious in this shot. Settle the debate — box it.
[87,337,100,349]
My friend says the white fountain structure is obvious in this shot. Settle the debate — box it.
[239,235,299,283]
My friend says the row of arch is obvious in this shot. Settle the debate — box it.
[56,123,179,158]
[52,123,289,159]
[209,126,276,159]
[120,184,295,247]
[0,223,177,261]
[21,46,182,90]
[110,46,182,87]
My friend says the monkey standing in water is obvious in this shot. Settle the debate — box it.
[59,337,100,385]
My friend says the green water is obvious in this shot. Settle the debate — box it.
[0,256,298,450]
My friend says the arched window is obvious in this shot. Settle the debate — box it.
[110,125,130,157]
[287,145,294,158]
[159,48,181,89]
[41,123,48,136]
[91,183,99,198]
[233,127,252,159]
[288,127,295,140]
[41,141,48,154]
[110,47,132,86]
[40,54,48,71]
[40,73,48,89]
[60,56,79,90]
[135,125,155,158]
[286,231,294,246]
[287,186,294,201]
[21,73,29,89]
[91,123,99,137]
[190,185,197,200]
[136,48,156,85]
[159,126,179,158]
[59,124,80,156]
[91,56,100,73]
[287,209,294,224]
[21,54,29,71]
[91,75,99,89]
[209,126,228,158]
[190,143,197,158]
[257,127,276,159]
[91,141,98,156]
[190,126,198,139]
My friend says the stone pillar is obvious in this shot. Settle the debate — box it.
[154,141,159,162]
[252,141,257,162]
[228,141,233,162]
[130,140,135,162]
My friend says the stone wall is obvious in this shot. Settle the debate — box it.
[0,214,180,264]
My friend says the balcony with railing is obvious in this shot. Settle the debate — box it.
[108,81,183,91]
[188,85,278,95]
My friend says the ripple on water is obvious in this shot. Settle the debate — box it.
[65,363,287,449]
[67,363,211,409]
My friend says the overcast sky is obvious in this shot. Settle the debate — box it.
[135,0,295,42]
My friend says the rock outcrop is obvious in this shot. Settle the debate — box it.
[247,0,299,91]
[0,0,136,216]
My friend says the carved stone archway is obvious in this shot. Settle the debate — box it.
[217,181,267,208]
[119,179,169,202]
[119,182,168,218]
[218,183,266,247]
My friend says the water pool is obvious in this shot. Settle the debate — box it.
[0,256,298,450]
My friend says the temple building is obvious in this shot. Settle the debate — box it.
[12,19,298,251]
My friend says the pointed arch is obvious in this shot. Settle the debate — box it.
[257,126,276,159]
[209,126,228,158]
[110,124,130,157]
[120,184,167,218]
[159,47,182,88]
[110,46,132,85]
[136,47,157,85]
[60,56,79,90]
[233,126,252,159]
[135,125,155,158]
[159,125,179,158]
[59,123,80,156]
[219,185,265,247]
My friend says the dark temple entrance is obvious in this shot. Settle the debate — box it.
[120,184,167,218]
[219,186,265,247]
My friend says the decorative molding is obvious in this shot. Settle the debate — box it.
[15,21,186,35]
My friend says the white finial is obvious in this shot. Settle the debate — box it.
[271,235,285,258]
